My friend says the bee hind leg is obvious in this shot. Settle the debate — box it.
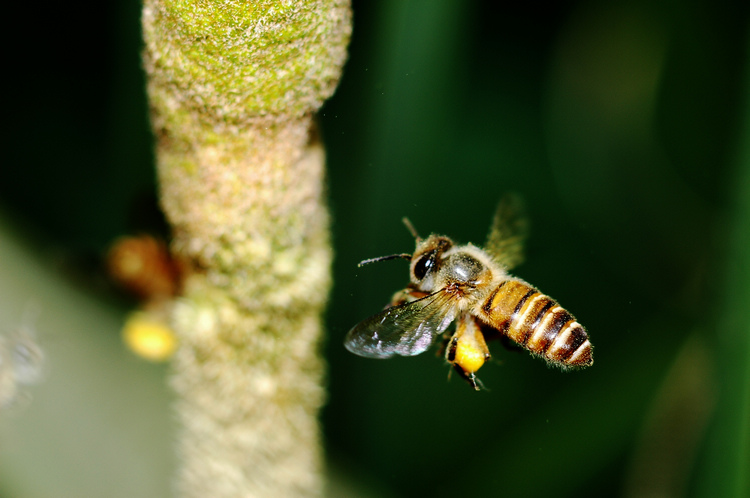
[452,364,485,391]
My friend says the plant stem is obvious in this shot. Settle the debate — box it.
[141,1,351,496]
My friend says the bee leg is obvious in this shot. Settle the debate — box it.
[472,374,486,391]
[452,364,484,391]
[444,335,458,362]
[444,319,489,391]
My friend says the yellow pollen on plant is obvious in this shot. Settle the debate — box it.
[122,312,178,362]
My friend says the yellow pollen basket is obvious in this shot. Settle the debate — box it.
[454,334,487,374]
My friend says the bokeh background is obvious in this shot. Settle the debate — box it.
[1,1,748,497]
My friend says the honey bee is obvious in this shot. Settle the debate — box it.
[344,196,593,390]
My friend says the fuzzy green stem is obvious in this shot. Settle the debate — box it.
[141,1,351,496]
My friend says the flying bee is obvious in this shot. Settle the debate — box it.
[344,196,593,390]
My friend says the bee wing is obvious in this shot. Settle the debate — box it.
[344,290,458,358]
[485,194,528,270]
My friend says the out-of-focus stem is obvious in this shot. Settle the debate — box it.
[141,1,351,496]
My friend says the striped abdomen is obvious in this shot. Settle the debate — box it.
[478,279,593,367]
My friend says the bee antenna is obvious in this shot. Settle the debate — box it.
[402,217,421,240]
[358,253,412,267]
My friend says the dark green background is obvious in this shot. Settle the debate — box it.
[1,1,748,497]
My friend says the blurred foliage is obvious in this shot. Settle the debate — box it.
[0,0,748,497]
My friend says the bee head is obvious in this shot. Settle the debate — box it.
[410,235,453,289]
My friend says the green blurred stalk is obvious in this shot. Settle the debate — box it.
[696,32,750,498]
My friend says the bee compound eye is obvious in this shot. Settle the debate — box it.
[413,252,435,280]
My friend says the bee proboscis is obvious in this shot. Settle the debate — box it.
[344,196,593,390]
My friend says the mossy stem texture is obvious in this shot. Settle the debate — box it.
[141,1,351,496]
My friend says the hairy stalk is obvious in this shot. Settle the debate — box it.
[141,1,351,496]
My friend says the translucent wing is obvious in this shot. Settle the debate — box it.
[344,291,459,358]
[485,194,528,270]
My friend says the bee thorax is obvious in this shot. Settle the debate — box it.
[441,253,485,285]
